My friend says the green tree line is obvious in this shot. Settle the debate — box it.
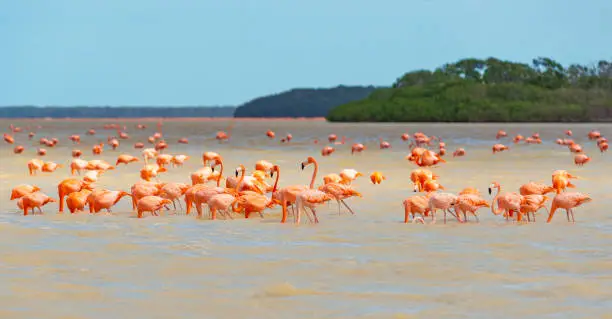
[327,57,612,122]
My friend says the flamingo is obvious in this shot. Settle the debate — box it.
[87,190,131,213]
[10,184,41,200]
[519,182,555,196]
[455,194,490,222]
[547,192,592,223]
[370,172,385,184]
[66,189,93,213]
[403,195,430,223]
[428,192,460,224]
[294,157,333,224]
[489,181,523,221]
[19,192,56,216]
[136,196,172,218]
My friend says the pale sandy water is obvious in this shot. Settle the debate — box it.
[1,119,611,319]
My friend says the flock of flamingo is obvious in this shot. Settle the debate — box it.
[3,122,607,224]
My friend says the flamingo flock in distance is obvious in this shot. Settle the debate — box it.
[3,122,605,225]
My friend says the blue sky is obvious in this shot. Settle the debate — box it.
[1,0,610,106]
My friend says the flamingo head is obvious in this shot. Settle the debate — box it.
[488,181,500,195]
[301,157,316,170]
[270,165,279,178]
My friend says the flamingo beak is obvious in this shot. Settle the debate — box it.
[270,171,274,178]
[488,187,492,195]
[235,170,239,177]
[301,163,305,170]
[211,166,215,172]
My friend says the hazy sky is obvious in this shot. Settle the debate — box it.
[2,0,610,106]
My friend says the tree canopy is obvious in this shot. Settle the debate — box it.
[233,85,377,118]
[327,57,612,122]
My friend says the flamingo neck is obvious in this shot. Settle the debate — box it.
[491,185,502,215]
[217,160,224,187]
[309,160,318,189]
[234,166,245,193]
[272,167,280,193]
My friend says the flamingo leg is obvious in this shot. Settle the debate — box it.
[340,200,355,215]
[307,207,319,224]
[337,200,342,215]
[566,209,570,222]
[570,209,575,223]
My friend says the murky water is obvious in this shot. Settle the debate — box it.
[1,119,611,319]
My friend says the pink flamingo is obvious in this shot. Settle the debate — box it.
[547,192,592,223]
[489,181,523,221]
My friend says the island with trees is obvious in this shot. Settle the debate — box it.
[233,85,377,118]
[326,57,612,122]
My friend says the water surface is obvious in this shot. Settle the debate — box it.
[1,119,611,318]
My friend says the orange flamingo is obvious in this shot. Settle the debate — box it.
[410,168,437,192]
[116,154,140,166]
[69,134,81,144]
[66,189,93,213]
[379,138,390,149]
[455,193,490,222]
[519,194,549,222]
[72,149,82,158]
[136,196,172,218]
[321,146,335,156]
[231,191,278,219]
[351,143,365,155]
[587,130,601,140]
[206,164,255,220]
[318,182,362,215]
[58,178,93,213]
[42,161,63,173]
[178,137,189,144]
[19,192,56,215]
[14,145,25,154]
[27,159,44,175]
[156,154,173,168]
[513,135,524,143]
[574,154,590,166]
[370,172,385,184]
[140,164,167,182]
[496,130,507,139]
[171,155,189,167]
[3,133,15,144]
[492,144,509,154]
[87,190,131,213]
[10,184,41,200]
[452,148,466,157]
[519,182,555,196]
[459,187,480,196]
[159,183,190,210]
[547,192,591,223]
[428,192,461,224]
[403,195,430,223]
[552,170,577,194]
[339,169,363,185]
[565,129,572,136]
[131,181,163,210]
[37,148,47,156]
[70,158,88,175]
[274,156,318,223]
[134,142,145,149]
[266,130,275,139]
[489,181,523,221]
[401,133,410,141]
[109,138,120,150]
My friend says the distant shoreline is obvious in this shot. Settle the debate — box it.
[0,117,328,122]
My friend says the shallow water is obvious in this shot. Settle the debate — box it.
[1,119,611,319]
